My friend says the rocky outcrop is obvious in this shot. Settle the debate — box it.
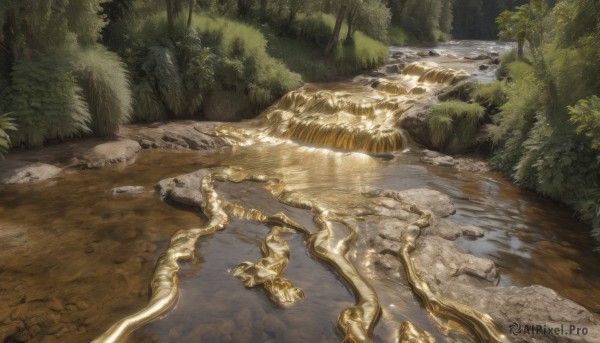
[0,161,62,184]
[367,190,600,343]
[118,121,229,150]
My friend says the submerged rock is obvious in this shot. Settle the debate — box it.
[74,139,141,169]
[111,186,145,196]
[0,161,61,184]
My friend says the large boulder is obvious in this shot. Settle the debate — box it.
[399,107,432,148]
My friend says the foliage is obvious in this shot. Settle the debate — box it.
[0,0,130,146]
[569,96,600,149]
[75,47,132,136]
[388,0,450,41]
[489,0,600,245]
[471,81,508,110]
[427,100,485,153]
[294,12,387,75]
[0,113,17,157]
[7,55,91,147]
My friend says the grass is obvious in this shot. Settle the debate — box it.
[427,100,485,153]
[294,12,388,75]
[471,81,508,110]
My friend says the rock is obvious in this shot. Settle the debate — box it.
[74,139,141,169]
[111,186,145,196]
[424,217,484,241]
[0,161,61,184]
[429,50,441,56]
[395,189,456,217]
[464,54,490,61]
[118,121,229,151]
[385,63,405,74]
[399,107,431,147]
[421,150,456,167]
[479,64,490,70]
[437,81,477,102]
[156,169,211,208]
[490,57,501,65]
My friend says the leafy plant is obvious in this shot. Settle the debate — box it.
[0,113,17,156]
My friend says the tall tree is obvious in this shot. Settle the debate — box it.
[326,1,347,55]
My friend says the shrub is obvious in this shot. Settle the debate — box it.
[75,47,132,136]
[0,113,16,157]
[8,55,91,147]
[471,81,508,110]
[427,100,485,153]
[569,95,600,149]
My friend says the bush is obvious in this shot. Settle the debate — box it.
[427,100,485,153]
[0,113,16,157]
[471,81,508,110]
[75,47,132,136]
[569,95,600,149]
[7,55,91,147]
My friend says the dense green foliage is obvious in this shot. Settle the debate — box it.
[490,0,600,242]
[0,0,131,147]
[388,0,453,42]
[0,113,16,157]
[427,100,485,153]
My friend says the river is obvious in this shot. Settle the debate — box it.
[0,41,598,343]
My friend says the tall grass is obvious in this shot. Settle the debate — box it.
[75,47,132,136]
[427,100,485,153]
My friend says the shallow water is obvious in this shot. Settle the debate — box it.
[1,41,598,343]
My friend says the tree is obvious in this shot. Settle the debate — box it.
[326,1,347,55]
[497,0,548,59]
[345,0,390,44]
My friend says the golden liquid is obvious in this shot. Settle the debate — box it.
[1,43,599,343]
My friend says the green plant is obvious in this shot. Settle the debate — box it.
[75,47,132,136]
[8,55,91,147]
[0,113,17,156]
[569,96,600,149]
[427,100,485,153]
[471,81,508,110]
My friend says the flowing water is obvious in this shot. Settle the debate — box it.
[0,41,598,343]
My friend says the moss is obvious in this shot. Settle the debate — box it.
[427,100,485,153]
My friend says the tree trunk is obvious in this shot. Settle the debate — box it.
[344,9,355,45]
[260,0,267,22]
[166,0,174,35]
[187,0,194,28]
[517,40,524,59]
[325,2,347,55]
